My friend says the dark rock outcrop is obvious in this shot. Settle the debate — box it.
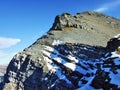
[106,34,120,52]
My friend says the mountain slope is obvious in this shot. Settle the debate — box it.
[1,11,120,90]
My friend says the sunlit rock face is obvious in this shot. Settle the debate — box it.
[2,11,120,90]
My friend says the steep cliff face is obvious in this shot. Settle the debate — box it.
[2,11,120,90]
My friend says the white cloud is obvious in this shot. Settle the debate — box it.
[0,37,21,64]
[94,0,120,12]
[0,50,15,64]
[0,37,21,49]
[95,7,108,12]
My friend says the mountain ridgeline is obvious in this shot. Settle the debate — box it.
[1,11,120,90]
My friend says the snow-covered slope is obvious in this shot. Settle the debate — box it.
[42,44,103,87]
[3,38,120,90]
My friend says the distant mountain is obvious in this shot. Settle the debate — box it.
[0,65,7,86]
[0,65,7,75]
[1,11,120,90]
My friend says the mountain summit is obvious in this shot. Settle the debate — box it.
[49,11,120,46]
[1,11,120,90]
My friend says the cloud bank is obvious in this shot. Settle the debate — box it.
[94,0,120,12]
[0,37,21,49]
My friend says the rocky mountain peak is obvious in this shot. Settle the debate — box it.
[50,11,120,31]
[50,11,98,31]
[47,11,120,47]
[1,11,120,90]
[50,12,76,30]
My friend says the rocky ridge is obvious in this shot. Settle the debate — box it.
[1,11,120,90]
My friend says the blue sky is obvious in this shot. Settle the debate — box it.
[0,0,120,64]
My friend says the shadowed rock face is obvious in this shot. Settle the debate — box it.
[106,34,120,52]
[2,11,120,90]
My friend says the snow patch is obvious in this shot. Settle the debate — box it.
[77,76,95,90]
[64,63,76,71]
[45,77,48,80]
[109,70,120,88]
[43,50,51,57]
[44,46,54,52]
[111,51,120,58]
[52,40,64,46]
[55,67,72,85]
[67,55,79,63]
[113,34,120,40]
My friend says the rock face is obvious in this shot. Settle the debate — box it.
[1,11,120,90]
